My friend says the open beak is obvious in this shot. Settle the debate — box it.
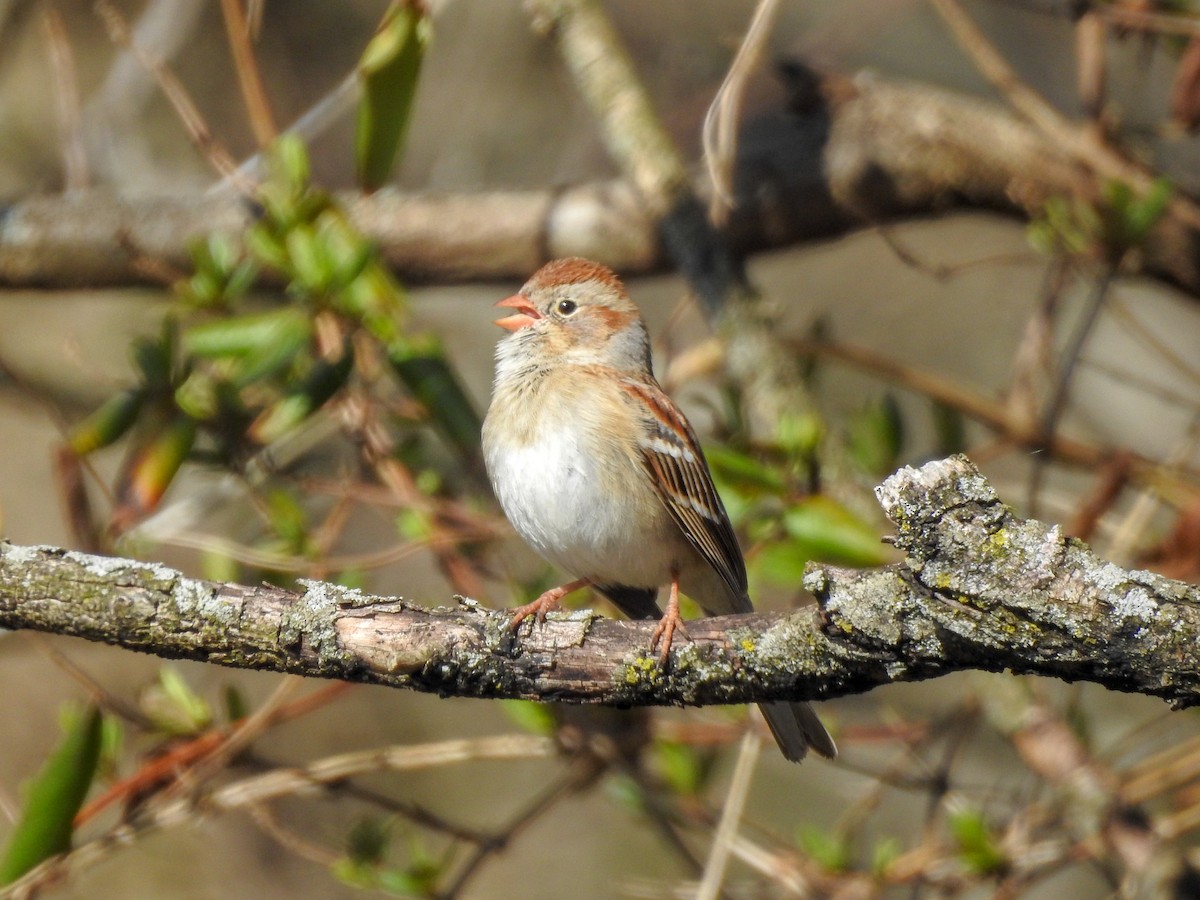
[493,294,541,331]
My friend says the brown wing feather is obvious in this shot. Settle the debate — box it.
[620,379,747,603]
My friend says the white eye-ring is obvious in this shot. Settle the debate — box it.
[556,299,578,316]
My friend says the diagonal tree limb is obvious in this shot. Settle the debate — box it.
[1,456,1197,708]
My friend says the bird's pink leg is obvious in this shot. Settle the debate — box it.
[509,578,591,630]
[650,568,690,664]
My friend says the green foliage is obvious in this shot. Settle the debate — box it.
[870,836,902,875]
[222,684,249,724]
[0,706,103,885]
[501,700,558,736]
[948,806,1007,875]
[931,399,967,457]
[332,818,445,896]
[797,825,852,872]
[708,391,896,589]
[67,388,145,455]
[262,487,317,557]
[356,2,431,192]
[72,130,482,533]
[650,740,706,796]
[1028,177,1173,268]
[705,445,786,496]
[114,413,197,521]
[846,394,904,477]
[178,233,258,308]
[782,496,893,567]
[389,337,483,454]
[141,667,213,735]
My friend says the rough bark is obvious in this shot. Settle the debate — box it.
[1,456,1196,709]
[4,71,1199,296]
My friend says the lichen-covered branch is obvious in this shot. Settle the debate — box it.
[1,456,1197,708]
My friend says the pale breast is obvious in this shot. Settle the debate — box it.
[483,400,682,588]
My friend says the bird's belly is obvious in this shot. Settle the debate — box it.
[486,427,675,587]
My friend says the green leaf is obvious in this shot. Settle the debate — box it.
[115,414,197,519]
[68,389,146,455]
[131,319,179,388]
[783,496,891,567]
[314,213,375,290]
[245,222,290,271]
[0,706,103,885]
[265,488,311,552]
[931,399,966,457]
[222,685,248,724]
[871,836,902,875]
[948,807,1006,875]
[501,700,557,736]
[158,668,213,729]
[704,445,786,496]
[346,816,390,867]
[285,225,332,294]
[388,338,483,456]
[846,394,904,476]
[272,133,311,193]
[183,308,311,360]
[751,538,812,586]
[1126,177,1173,245]
[797,825,851,872]
[355,3,431,192]
[652,740,703,796]
[249,345,355,444]
[775,412,824,458]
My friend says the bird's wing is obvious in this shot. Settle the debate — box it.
[620,377,748,605]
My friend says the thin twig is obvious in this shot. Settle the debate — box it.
[215,72,360,194]
[1105,294,1200,391]
[695,732,760,900]
[93,0,253,193]
[218,0,278,148]
[1101,420,1200,566]
[437,758,594,898]
[1101,4,1200,39]
[1040,268,1115,446]
[41,7,89,190]
[930,0,1200,231]
[793,337,1200,499]
[173,675,304,793]
[75,681,352,827]
[1028,267,1116,513]
[702,0,781,225]
[246,802,341,866]
[21,632,153,729]
[1,735,558,900]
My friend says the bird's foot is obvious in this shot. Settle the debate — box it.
[509,578,590,631]
[649,574,689,664]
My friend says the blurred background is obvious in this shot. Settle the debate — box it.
[1,0,1199,897]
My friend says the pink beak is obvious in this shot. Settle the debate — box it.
[493,294,541,331]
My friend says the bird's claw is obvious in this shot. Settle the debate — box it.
[508,593,563,631]
[649,610,691,665]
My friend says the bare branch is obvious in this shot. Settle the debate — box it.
[6,69,1200,295]
[1,457,1197,709]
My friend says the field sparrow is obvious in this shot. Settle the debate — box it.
[482,258,836,762]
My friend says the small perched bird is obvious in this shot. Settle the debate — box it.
[482,258,836,762]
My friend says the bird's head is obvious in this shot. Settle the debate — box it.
[492,258,651,374]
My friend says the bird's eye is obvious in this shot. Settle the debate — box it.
[556,299,578,316]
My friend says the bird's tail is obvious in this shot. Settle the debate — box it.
[759,701,837,762]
